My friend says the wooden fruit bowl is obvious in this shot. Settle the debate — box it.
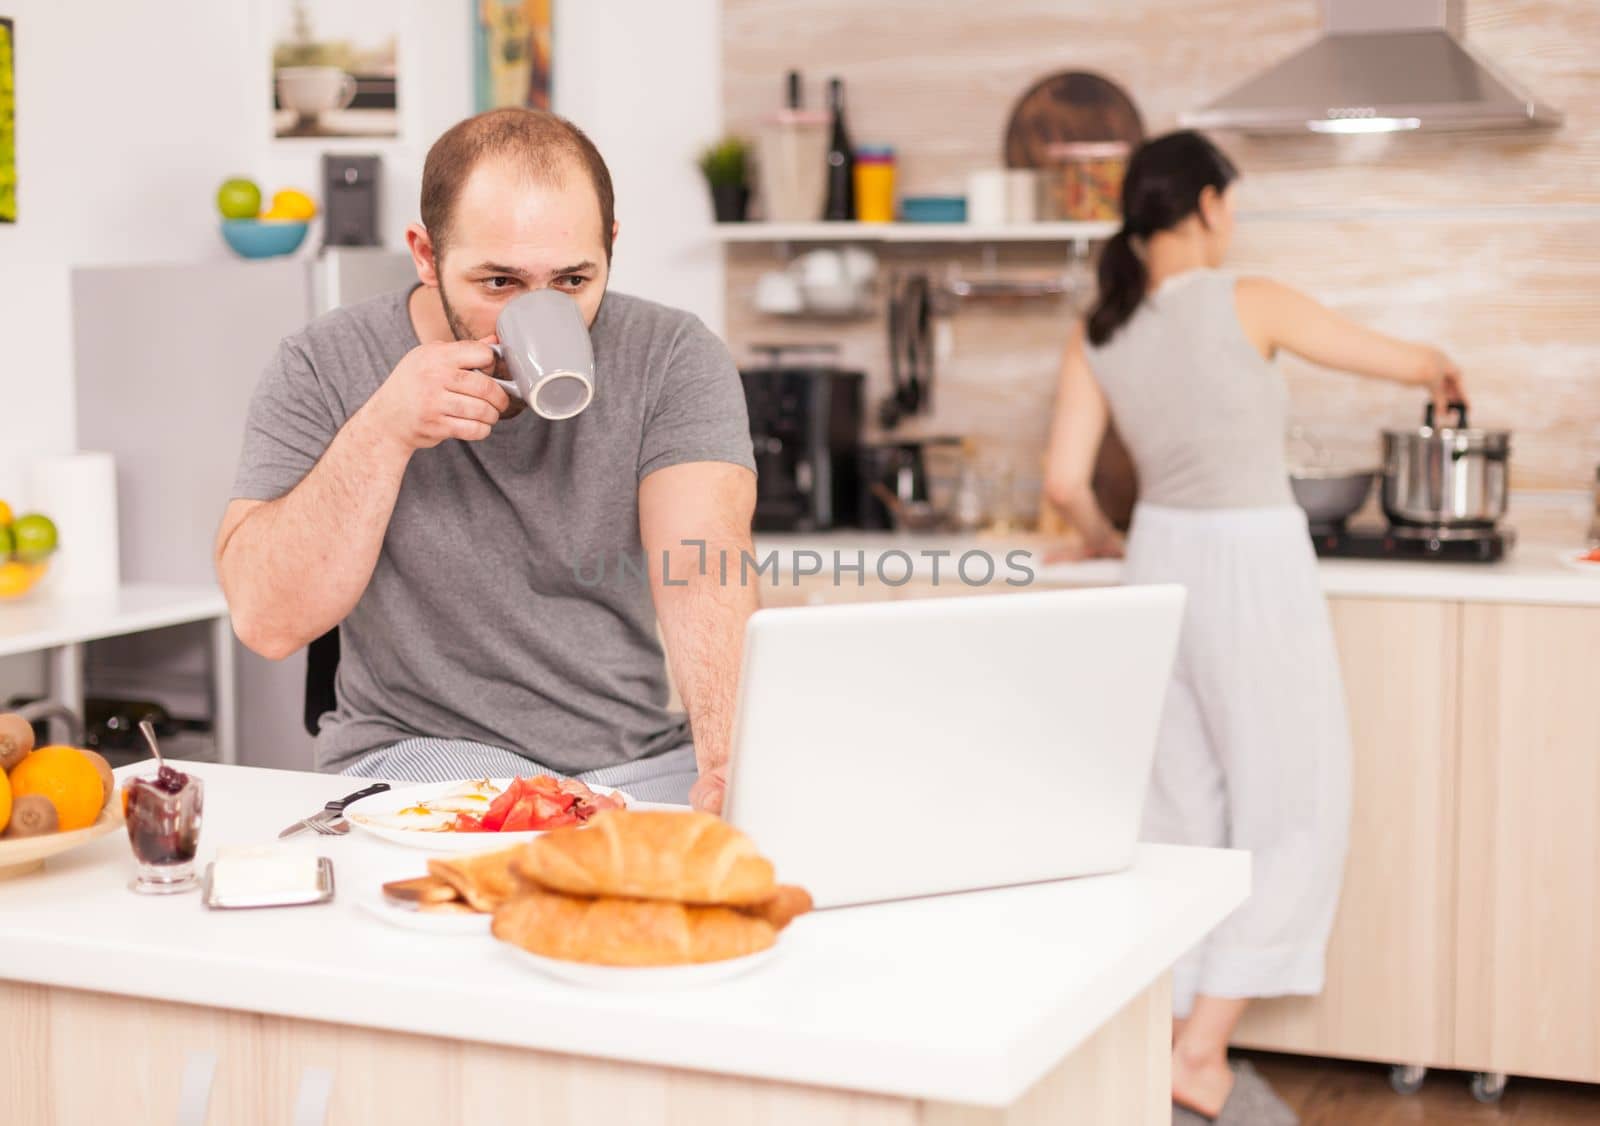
[0,801,124,880]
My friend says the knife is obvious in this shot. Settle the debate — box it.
[278,783,391,839]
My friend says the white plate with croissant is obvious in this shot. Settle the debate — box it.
[505,943,783,990]
[492,810,812,988]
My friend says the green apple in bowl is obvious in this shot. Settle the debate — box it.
[216,178,262,221]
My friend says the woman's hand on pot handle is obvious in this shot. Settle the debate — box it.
[1420,348,1468,416]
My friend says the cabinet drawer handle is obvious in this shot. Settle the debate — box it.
[174,1051,217,1126]
[293,1066,335,1126]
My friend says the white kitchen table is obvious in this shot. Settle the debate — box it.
[1,762,1248,1125]
[0,582,236,763]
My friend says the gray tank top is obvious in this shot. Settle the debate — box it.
[1085,268,1293,509]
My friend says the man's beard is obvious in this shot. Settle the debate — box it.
[438,282,525,419]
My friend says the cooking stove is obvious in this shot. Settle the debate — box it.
[1310,523,1515,563]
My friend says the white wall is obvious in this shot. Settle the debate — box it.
[0,0,722,468]
[554,0,724,333]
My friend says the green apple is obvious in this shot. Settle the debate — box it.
[11,514,57,562]
[217,178,263,220]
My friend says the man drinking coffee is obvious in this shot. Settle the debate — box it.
[215,108,757,813]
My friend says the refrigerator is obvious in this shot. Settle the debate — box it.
[71,249,418,771]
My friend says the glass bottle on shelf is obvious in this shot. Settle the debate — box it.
[822,77,855,221]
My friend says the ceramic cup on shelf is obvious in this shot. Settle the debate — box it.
[1005,170,1039,223]
[966,170,1010,225]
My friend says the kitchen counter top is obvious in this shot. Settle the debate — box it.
[1,762,1249,1108]
[751,531,1600,608]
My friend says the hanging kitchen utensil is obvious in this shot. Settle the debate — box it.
[903,272,933,416]
[878,272,935,429]
[880,270,905,429]
[1003,71,1145,169]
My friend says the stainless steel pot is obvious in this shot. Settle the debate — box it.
[1381,404,1510,528]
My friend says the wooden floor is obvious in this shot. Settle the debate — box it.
[1244,1052,1600,1125]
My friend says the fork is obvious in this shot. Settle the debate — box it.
[304,818,351,836]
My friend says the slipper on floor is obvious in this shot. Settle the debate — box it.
[1171,1061,1298,1126]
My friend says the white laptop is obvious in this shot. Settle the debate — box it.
[723,584,1186,908]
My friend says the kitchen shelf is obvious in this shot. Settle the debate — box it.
[714,220,1118,247]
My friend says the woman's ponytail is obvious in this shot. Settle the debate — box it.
[1083,130,1238,348]
[1086,228,1146,348]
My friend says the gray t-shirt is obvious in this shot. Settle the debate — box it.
[231,287,756,773]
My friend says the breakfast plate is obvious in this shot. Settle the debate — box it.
[1557,548,1600,574]
[354,884,494,935]
[504,944,782,990]
[343,777,657,852]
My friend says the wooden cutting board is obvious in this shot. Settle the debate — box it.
[1002,70,1146,168]
[1036,421,1139,535]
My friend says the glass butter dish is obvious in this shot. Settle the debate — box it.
[201,847,335,910]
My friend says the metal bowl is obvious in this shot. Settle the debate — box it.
[1289,469,1378,528]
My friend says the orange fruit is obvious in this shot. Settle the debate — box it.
[0,561,42,598]
[0,769,11,835]
[8,746,105,831]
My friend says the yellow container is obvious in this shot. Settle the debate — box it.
[854,146,897,223]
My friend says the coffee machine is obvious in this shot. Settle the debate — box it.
[739,345,864,532]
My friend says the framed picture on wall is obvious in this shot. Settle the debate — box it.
[272,0,400,139]
[0,17,14,223]
[474,0,553,112]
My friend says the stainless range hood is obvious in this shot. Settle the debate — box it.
[1181,0,1561,135]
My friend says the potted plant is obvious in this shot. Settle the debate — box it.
[698,137,752,223]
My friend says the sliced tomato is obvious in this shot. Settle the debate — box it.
[481,780,526,832]
[533,792,573,820]
[452,813,486,832]
[500,798,537,832]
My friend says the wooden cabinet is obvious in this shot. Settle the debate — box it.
[1234,598,1600,1087]
[1454,604,1600,1083]
[1232,598,1462,1069]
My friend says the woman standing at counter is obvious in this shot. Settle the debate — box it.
[1042,130,1466,1121]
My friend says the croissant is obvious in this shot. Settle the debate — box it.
[492,889,778,966]
[512,810,776,906]
[427,846,521,913]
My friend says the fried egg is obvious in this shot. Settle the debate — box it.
[424,779,504,814]
[350,808,458,832]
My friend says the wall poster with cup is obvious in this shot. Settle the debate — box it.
[0,17,14,223]
[272,0,399,139]
[473,0,553,112]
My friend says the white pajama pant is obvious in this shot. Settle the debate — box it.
[1124,503,1352,1018]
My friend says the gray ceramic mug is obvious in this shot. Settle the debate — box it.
[485,289,595,420]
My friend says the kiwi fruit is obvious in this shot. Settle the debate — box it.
[77,748,118,812]
[3,794,59,838]
[0,712,35,773]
